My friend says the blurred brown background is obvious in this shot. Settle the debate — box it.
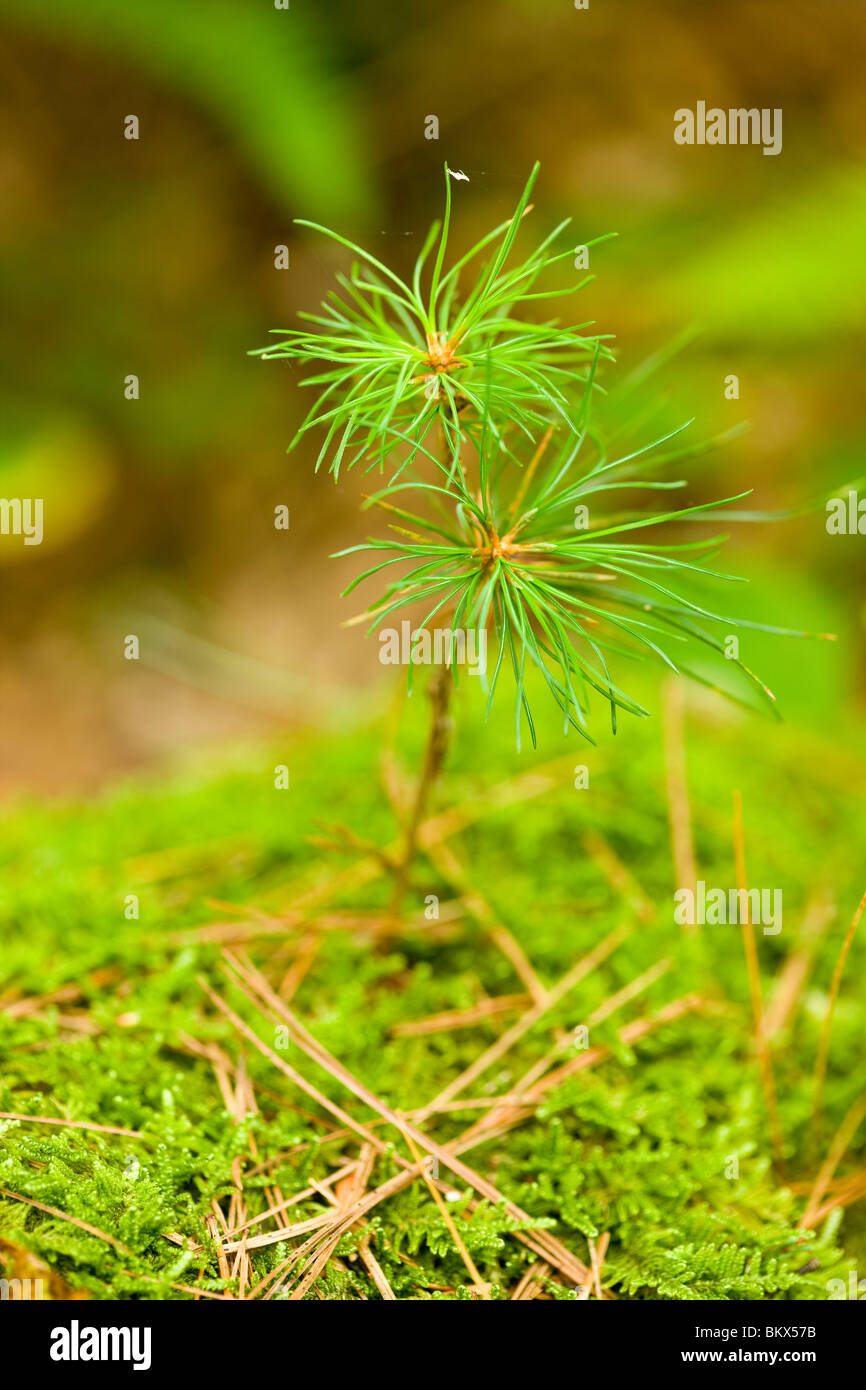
[1,0,864,796]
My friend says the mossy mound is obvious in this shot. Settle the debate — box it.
[1,682,864,1299]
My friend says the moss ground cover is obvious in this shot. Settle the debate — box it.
[1,680,864,1300]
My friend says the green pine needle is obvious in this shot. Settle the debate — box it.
[251,162,615,479]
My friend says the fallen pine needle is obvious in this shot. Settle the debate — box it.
[800,1091,866,1229]
[733,790,785,1175]
[0,1188,132,1256]
[808,887,866,1152]
[404,1129,490,1299]
[0,1113,143,1139]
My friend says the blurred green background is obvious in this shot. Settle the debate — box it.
[1,0,864,796]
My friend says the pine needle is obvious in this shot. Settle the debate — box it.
[0,1188,132,1257]
[403,1129,490,1299]
[808,887,866,1151]
[733,790,786,1175]
[800,1091,866,1229]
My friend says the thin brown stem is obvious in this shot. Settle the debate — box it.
[390,662,453,913]
[662,676,698,926]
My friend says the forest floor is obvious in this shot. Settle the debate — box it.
[1,677,864,1300]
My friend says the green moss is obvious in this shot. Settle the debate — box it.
[1,682,864,1299]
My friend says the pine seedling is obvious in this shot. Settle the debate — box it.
[257,164,820,754]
